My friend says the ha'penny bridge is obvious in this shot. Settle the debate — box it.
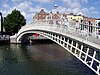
[10,20,100,75]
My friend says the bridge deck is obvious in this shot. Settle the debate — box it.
[12,22,100,75]
[73,32,100,45]
[49,24,100,48]
[40,24,100,48]
[15,22,100,48]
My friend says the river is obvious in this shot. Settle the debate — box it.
[0,40,96,75]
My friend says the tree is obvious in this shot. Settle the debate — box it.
[3,9,26,35]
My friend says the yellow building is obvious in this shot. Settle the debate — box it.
[67,13,84,23]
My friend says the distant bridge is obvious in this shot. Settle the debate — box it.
[10,20,100,75]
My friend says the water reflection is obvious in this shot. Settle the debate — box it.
[0,41,96,75]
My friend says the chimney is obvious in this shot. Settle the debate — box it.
[70,13,74,15]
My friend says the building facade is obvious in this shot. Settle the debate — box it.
[33,9,49,21]
[67,13,84,23]
[95,19,100,38]
[33,5,67,25]
[33,5,100,37]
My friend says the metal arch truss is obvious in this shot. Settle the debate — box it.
[40,31,100,75]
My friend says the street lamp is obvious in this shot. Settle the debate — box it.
[0,12,3,34]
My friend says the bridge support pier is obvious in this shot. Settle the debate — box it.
[10,37,17,43]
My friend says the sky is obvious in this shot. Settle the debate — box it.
[0,0,100,24]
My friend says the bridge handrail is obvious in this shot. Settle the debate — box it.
[10,20,100,75]
[15,21,100,48]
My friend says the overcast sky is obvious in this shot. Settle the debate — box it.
[0,0,100,23]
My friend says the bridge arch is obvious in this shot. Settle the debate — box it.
[10,22,100,75]
[16,30,45,43]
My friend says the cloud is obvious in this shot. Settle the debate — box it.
[81,8,89,16]
[90,7,98,15]
[81,7,98,17]
[92,11,98,14]
[90,7,95,11]
[13,1,32,11]
[29,5,49,13]
[1,1,33,24]
[33,0,51,3]
[0,10,9,17]
[62,0,81,9]
[0,0,99,24]
[60,0,81,15]
[60,0,99,17]
[2,4,10,9]
[8,1,49,23]
[29,6,42,13]
[62,0,88,4]
[25,13,35,23]
[12,0,25,3]
[12,0,53,3]
[57,6,66,13]
[21,11,26,17]
[81,0,88,3]
[94,1,100,4]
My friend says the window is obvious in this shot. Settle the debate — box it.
[43,15,45,18]
[39,15,41,17]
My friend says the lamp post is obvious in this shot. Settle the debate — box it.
[0,12,3,34]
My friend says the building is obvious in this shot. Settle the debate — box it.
[83,17,96,33]
[33,5,67,25]
[33,9,49,21]
[95,18,100,27]
[95,18,100,38]
[67,13,84,23]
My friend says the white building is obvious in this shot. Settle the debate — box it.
[95,19,100,38]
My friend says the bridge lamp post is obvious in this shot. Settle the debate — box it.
[50,12,53,24]
[0,12,3,35]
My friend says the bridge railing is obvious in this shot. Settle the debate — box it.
[41,31,100,75]
[14,20,100,75]
[30,20,100,45]
[79,23,99,37]
[16,20,100,46]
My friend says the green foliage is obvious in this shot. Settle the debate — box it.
[3,9,26,35]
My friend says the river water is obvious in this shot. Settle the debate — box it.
[0,40,96,75]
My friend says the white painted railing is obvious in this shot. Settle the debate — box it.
[16,20,100,47]
[40,31,100,75]
[10,20,100,74]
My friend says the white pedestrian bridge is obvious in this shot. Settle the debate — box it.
[10,21,100,75]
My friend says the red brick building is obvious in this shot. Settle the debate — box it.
[33,9,67,25]
[33,9,49,21]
